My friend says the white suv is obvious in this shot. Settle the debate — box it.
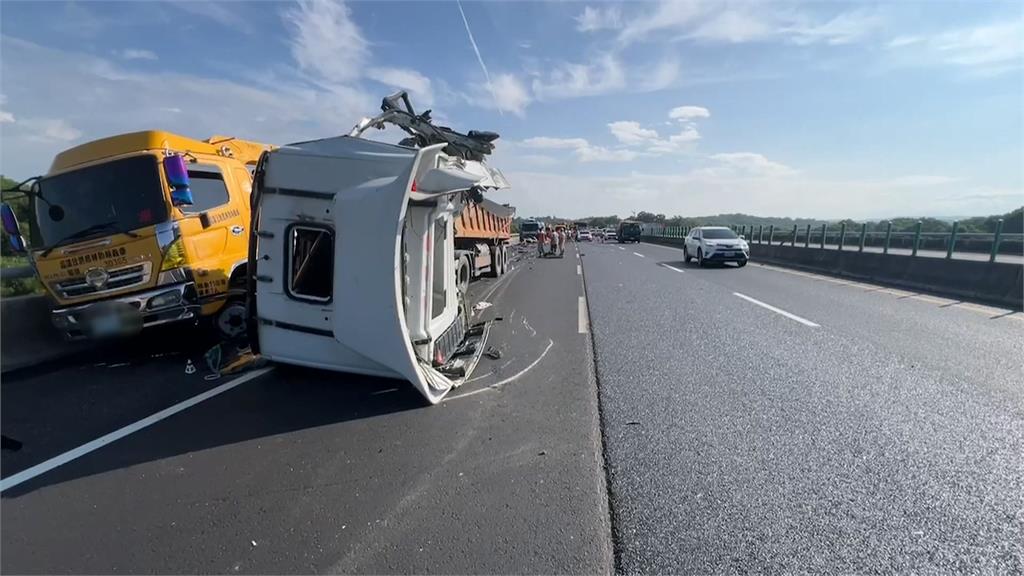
[684,226,749,267]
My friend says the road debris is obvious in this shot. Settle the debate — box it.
[484,346,502,360]
[473,301,493,312]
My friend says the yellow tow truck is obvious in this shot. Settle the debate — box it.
[1,130,273,340]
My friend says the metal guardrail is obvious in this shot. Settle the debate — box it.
[644,220,1022,263]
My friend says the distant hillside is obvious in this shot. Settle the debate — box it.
[515,208,1023,234]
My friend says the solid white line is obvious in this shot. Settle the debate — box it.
[618,247,625,251]
[659,263,685,273]
[733,293,820,327]
[633,252,645,258]
[446,339,555,401]
[579,295,589,333]
[577,264,582,275]
[0,366,274,493]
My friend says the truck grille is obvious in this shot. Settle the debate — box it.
[54,262,152,299]
[434,311,467,365]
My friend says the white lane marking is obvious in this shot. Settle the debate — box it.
[0,366,274,493]
[579,295,589,333]
[577,264,582,275]
[659,263,685,273]
[633,252,645,258]
[446,339,555,401]
[618,247,625,251]
[733,292,820,327]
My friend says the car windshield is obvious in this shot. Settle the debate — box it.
[702,228,738,239]
[34,155,167,248]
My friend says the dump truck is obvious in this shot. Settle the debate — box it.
[454,198,514,294]
[247,92,508,404]
[0,131,274,340]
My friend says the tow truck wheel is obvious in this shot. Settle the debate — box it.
[216,298,249,341]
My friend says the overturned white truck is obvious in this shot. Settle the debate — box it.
[246,93,508,404]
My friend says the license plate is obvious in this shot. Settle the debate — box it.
[91,312,123,337]
[722,251,735,257]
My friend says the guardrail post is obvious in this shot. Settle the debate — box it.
[758,225,763,243]
[791,225,798,247]
[838,222,846,251]
[946,221,959,259]
[858,223,867,252]
[990,219,1003,263]
[820,224,826,249]
[804,224,811,248]
[883,221,892,254]
[740,225,746,238]
[768,225,775,245]
[912,221,922,256]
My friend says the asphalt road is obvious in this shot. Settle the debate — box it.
[1,244,613,574]
[581,240,1024,574]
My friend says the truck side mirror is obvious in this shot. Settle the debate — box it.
[163,154,194,207]
[1,203,26,253]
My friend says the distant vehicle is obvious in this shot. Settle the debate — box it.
[519,219,541,241]
[617,221,642,243]
[683,226,749,267]
[578,230,593,242]
[604,230,617,241]
[594,228,605,239]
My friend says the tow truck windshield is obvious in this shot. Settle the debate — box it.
[34,155,168,250]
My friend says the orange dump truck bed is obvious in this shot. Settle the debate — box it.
[455,198,514,240]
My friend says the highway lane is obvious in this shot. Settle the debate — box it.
[1,245,613,574]
[581,240,1023,574]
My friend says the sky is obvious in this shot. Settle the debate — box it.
[1,0,1022,219]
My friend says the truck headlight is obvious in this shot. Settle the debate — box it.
[148,289,182,310]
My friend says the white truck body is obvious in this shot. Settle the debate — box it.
[250,134,508,404]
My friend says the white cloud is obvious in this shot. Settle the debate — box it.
[576,5,622,32]
[532,54,625,100]
[636,59,680,92]
[669,127,701,144]
[669,105,710,120]
[608,121,659,145]
[118,48,157,61]
[0,111,15,124]
[469,73,532,117]
[886,19,1024,75]
[170,1,255,35]
[707,152,797,178]
[618,0,879,46]
[284,0,367,85]
[576,146,637,163]
[0,36,373,178]
[521,137,590,150]
[366,67,434,108]
[520,135,636,163]
[23,118,82,143]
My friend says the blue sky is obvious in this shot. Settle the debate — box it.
[1,0,1021,219]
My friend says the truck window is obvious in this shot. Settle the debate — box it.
[288,225,333,302]
[432,220,446,319]
[184,164,231,214]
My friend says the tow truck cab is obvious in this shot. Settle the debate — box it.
[5,131,272,340]
[249,135,508,404]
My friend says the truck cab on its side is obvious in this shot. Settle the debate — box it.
[248,93,509,404]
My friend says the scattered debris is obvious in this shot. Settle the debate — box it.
[626,421,641,426]
[484,346,502,360]
[538,450,547,456]
[184,360,197,375]
[251,540,257,547]
[473,301,493,312]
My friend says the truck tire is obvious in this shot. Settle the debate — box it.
[216,292,249,341]
[487,245,502,278]
[456,255,471,295]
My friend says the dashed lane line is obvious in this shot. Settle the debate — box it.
[633,252,645,258]
[733,292,820,327]
[659,263,685,273]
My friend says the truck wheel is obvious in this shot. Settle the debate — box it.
[216,296,249,341]
[487,246,503,278]
[456,256,471,295]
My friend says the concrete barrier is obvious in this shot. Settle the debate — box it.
[642,236,1023,309]
[1,294,90,373]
